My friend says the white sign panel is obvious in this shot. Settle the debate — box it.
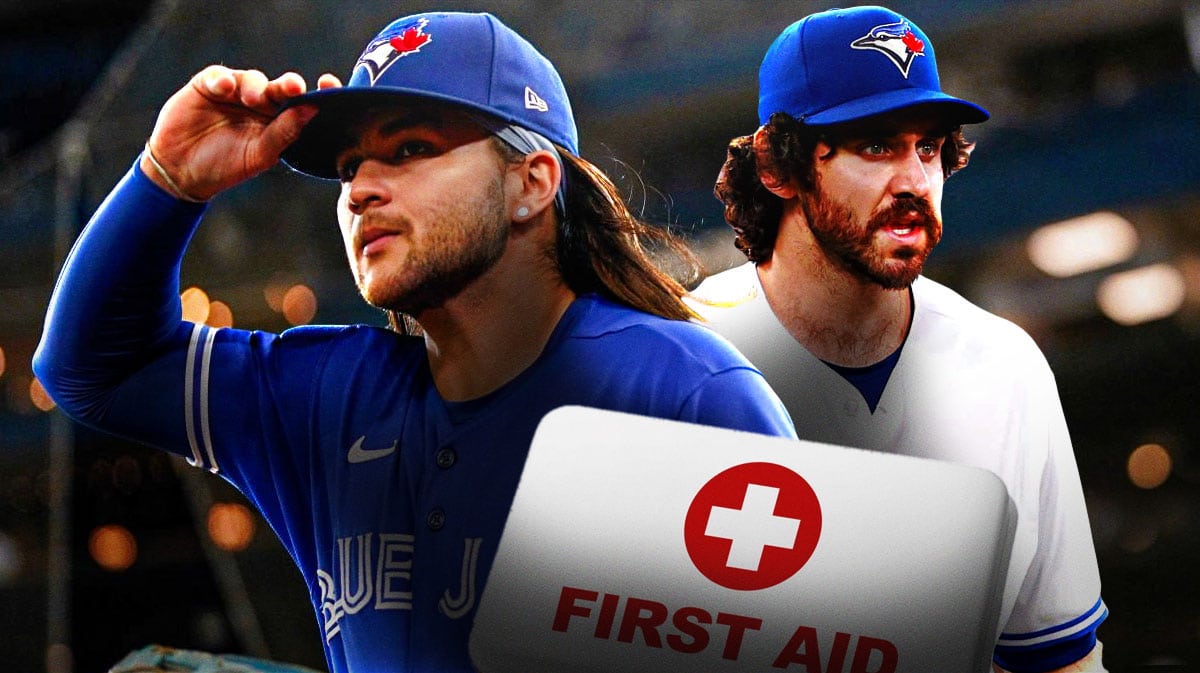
[470,406,1015,673]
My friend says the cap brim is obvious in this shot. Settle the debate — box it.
[801,88,989,127]
[279,86,525,180]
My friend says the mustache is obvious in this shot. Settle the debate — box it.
[869,197,939,233]
[351,212,406,250]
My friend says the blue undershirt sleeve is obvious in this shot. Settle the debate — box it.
[26,155,317,471]
[34,158,206,430]
[32,156,332,480]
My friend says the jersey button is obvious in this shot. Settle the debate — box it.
[435,447,457,469]
[426,508,446,531]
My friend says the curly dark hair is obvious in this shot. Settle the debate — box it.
[714,111,976,263]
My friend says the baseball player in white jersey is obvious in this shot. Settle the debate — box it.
[690,6,1107,672]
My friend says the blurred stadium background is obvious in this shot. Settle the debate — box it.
[1,0,1198,670]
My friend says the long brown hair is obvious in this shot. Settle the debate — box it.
[554,148,699,321]
[386,141,700,332]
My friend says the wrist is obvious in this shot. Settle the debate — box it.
[141,144,206,203]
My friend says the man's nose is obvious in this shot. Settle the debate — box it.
[889,148,932,199]
[345,160,391,215]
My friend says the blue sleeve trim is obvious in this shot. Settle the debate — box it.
[999,597,1106,641]
[994,598,1108,673]
[994,631,1098,673]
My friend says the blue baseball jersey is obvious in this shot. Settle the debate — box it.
[34,163,796,673]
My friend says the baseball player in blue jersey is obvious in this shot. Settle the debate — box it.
[33,11,794,673]
[690,6,1106,673]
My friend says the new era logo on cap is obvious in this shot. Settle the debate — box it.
[524,86,548,112]
[850,19,926,78]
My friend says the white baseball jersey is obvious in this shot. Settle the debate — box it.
[688,262,1106,669]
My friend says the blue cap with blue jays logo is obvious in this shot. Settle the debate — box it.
[757,5,988,127]
[281,11,578,179]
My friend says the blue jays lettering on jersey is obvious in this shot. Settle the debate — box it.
[34,162,796,673]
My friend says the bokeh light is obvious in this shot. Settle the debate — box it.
[264,279,288,312]
[29,378,56,412]
[206,300,234,328]
[1117,522,1158,554]
[0,344,7,379]
[180,286,211,324]
[206,502,256,552]
[1026,211,1138,278]
[88,525,137,572]
[282,284,318,326]
[1096,263,1186,326]
[1127,443,1172,489]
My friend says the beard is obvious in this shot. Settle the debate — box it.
[355,176,510,315]
[800,186,942,290]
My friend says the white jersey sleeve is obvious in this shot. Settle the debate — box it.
[993,340,1107,657]
[689,265,1106,669]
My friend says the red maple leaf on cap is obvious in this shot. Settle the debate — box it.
[902,30,924,55]
[390,26,431,54]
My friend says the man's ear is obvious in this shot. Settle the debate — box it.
[752,126,798,199]
[509,150,561,223]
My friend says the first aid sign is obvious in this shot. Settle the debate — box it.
[549,586,899,671]
[470,407,1014,673]
[685,462,822,591]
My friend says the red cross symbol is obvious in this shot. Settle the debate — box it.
[684,462,822,591]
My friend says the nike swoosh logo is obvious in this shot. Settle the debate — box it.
[347,436,398,464]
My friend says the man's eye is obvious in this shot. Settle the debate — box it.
[395,141,432,159]
[918,140,941,156]
[337,159,360,183]
[862,142,887,156]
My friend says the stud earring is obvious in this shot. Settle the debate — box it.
[515,206,530,218]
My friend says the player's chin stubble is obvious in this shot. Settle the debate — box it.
[802,190,941,290]
[355,181,510,315]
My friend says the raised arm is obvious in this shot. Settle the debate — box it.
[31,67,333,437]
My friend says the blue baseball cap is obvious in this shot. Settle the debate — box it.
[281,12,578,179]
[757,6,988,127]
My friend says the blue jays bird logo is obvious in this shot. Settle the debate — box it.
[356,18,432,85]
[850,20,925,78]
